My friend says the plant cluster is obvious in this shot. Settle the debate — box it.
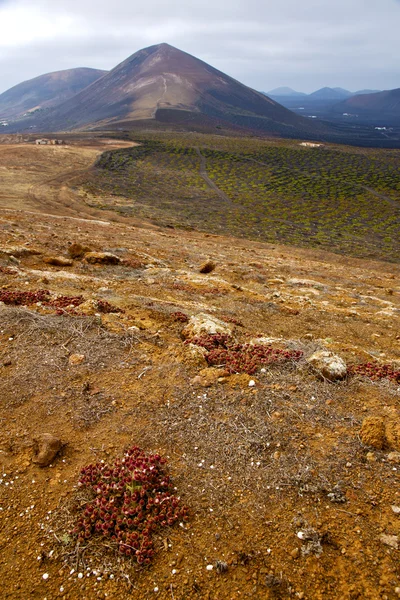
[73,446,187,565]
[86,134,400,262]
[221,315,244,327]
[96,299,123,314]
[171,311,189,323]
[122,258,145,269]
[186,334,303,375]
[0,289,122,315]
[0,289,51,305]
[0,266,18,275]
[348,362,400,383]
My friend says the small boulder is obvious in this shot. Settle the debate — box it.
[182,313,233,340]
[307,350,347,381]
[183,343,208,369]
[33,433,62,467]
[388,452,400,463]
[68,353,85,365]
[360,416,386,450]
[76,299,98,315]
[0,246,41,258]
[84,252,121,265]
[43,256,73,267]
[379,534,398,550]
[385,420,400,451]
[68,243,92,259]
[199,260,216,274]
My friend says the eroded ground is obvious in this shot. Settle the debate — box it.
[0,137,399,600]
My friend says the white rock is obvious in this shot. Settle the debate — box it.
[42,573,49,580]
[206,564,214,571]
[380,534,398,549]
[182,313,232,339]
[391,506,400,515]
[388,452,400,464]
[307,350,347,381]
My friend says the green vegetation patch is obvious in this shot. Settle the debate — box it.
[83,133,400,262]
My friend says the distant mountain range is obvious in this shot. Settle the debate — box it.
[0,45,398,143]
[0,68,107,120]
[265,86,382,100]
[263,85,400,125]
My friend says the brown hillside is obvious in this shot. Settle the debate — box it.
[0,68,107,120]
[26,44,329,137]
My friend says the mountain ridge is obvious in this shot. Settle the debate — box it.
[5,43,330,138]
[0,68,107,120]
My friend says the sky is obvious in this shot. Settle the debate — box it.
[0,0,399,95]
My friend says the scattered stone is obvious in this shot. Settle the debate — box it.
[192,367,226,387]
[249,337,283,346]
[290,548,300,559]
[181,313,233,339]
[0,246,41,258]
[199,260,216,274]
[385,420,400,451]
[307,350,347,381]
[391,506,400,515]
[33,434,63,467]
[387,452,400,463]
[84,252,121,265]
[77,299,99,315]
[360,416,386,450]
[69,354,85,365]
[43,256,73,267]
[183,344,208,369]
[68,243,92,259]
[379,534,398,549]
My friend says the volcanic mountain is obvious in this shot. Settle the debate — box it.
[332,88,400,124]
[24,43,329,137]
[0,68,107,120]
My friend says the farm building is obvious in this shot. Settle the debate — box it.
[300,142,323,148]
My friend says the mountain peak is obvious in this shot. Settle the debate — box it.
[5,43,329,138]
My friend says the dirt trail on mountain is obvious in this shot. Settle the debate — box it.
[195,146,232,202]
[0,139,137,220]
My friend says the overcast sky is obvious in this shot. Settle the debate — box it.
[0,0,399,95]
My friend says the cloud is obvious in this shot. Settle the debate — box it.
[0,0,399,94]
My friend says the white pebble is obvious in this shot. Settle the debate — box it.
[42,573,49,580]
[78,572,83,579]
[206,564,214,571]
[297,531,306,540]
[248,380,256,387]
[154,587,159,593]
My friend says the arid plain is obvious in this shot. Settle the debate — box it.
[0,135,399,600]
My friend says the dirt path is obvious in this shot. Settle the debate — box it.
[195,147,231,202]
[0,140,138,221]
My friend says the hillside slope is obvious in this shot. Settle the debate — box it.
[22,43,330,137]
[0,68,107,119]
[332,88,400,123]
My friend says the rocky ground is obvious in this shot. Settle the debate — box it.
[0,138,399,599]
